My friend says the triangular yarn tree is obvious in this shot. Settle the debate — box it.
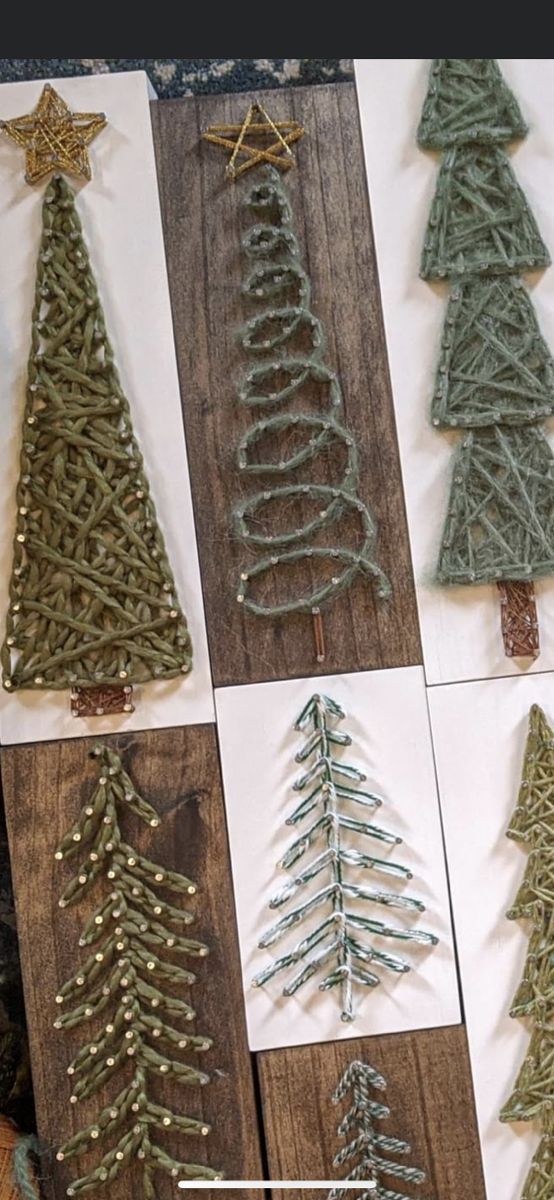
[328,1059,426,1200]
[417,59,528,149]
[252,693,437,1022]
[54,745,222,1198]
[501,704,554,1197]
[0,86,192,716]
[419,59,554,659]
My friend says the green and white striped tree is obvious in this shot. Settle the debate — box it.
[253,693,437,1021]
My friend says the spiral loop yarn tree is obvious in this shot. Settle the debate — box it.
[233,166,390,636]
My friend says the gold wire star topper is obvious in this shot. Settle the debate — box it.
[202,101,305,180]
[1,83,106,185]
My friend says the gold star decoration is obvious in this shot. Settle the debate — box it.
[202,101,305,180]
[1,83,107,185]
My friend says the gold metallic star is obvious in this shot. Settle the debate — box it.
[1,83,107,185]
[202,101,304,180]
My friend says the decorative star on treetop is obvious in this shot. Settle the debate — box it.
[202,101,305,180]
[1,83,106,184]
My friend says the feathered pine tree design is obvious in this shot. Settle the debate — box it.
[328,1059,426,1200]
[252,694,437,1021]
[54,745,222,1198]
[500,704,554,1199]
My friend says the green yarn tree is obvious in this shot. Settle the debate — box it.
[329,1059,426,1200]
[501,704,554,1198]
[234,166,390,662]
[419,59,554,659]
[0,173,192,715]
[54,745,221,1198]
[252,693,437,1022]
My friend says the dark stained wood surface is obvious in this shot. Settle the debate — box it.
[1,728,263,1200]
[151,85,422,686]
[258,1025,486,1200]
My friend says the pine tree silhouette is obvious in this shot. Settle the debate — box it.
[419,58,554,658]
[1,174,191,707]
[253,693,437,1021]
[54,745,221,1197]
[329,1059,426,1200]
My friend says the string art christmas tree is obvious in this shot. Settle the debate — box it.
[252,693,437,1021]
[0,85,192,717]
[500,704,554,1197]
[419,59,554,659]
[54,745,221,1198]
[328,1059,426,1200]
[232,159,390,663]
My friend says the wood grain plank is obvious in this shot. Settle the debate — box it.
[1,728,263,1200]
[151,84,421,685]
[258,1026,485,1200]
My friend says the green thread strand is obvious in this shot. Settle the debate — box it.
[13,1134,41,1200]
[55,745,221,1196]
[417,58,527,149]
[1,174,192,694]
[328,1060,426,1200]
[233,166,390,617]
[252,693,437,1021]
[501,704,554,1199]
[418,59,554,592]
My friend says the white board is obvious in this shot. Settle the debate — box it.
[0,71,214,742]
[427,674,554,1200]
[355,58,554,685]
[215,666,460,1052]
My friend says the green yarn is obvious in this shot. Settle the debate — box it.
[329,1060,426,1200]
[514,1134,554,1200]
[420,145,550,281]
[252,694,437,1022]
[432,277,554,428]
[13,1133,41,1200]
[500,705,554,1199]
[419,59,554,598]
[1,173,192,695]
[233,166,390,618]
[437,427,554,586]
[54,745,221,1197]
[418,59,527,149]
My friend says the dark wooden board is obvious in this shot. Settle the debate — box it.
[258,1025,486,1200]
[151,84,421,686]
[1,728,263,1200]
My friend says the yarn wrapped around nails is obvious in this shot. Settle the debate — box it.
[1,174,191,696]
[233,166,390,617]
[54,745,221,1198]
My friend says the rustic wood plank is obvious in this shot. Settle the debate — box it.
[152,84,421,686]
[258,1025,485,1199]
[1,728,263,1200]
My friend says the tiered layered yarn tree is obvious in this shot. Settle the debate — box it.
[0,173,191,717]
[234,165,390,662]
[54,745,221,1198]
[329,1059,426,1200]
[419,59,554,659]
[252,693,437,1021]
[500,703,554,1198]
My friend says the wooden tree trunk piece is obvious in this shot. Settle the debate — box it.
[497,581,540,659]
